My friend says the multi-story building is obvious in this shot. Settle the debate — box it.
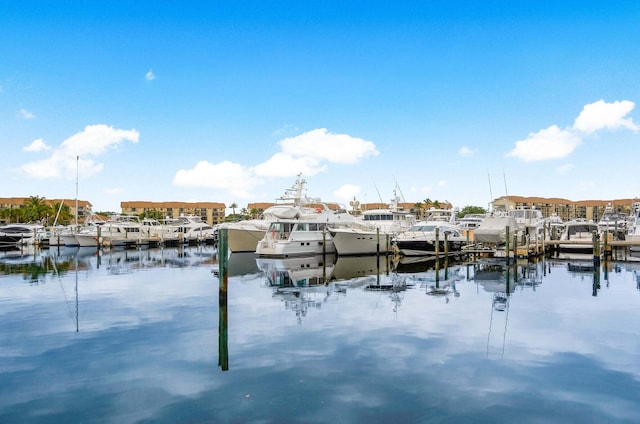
[120,201,227,226]
[0,197,92,225]
[491,196,637,221]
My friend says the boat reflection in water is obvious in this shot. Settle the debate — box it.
[407,264,463,301]
[332,254,391,281]
[0,245,219,280]
[256,255,341,323]
[212,252,261,279]
[472,259,516,310]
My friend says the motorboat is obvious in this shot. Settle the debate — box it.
[508,206,545,241]
[558,219,598,253]
[74,215,148,248]
[626,202,640,252]
[597,202,628,240]
[0,223,47,248]
[472,214,519,245]
[218,174,335,254]
[456,213,486,243]
[542,213,565,240]
[393,221,466,256]
[159,215,216,245]
[328,190,416,256]
[255,205,360,257]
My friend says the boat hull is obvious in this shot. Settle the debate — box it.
[256,232,336,257]
[329,228,393,256]
[227,227,266,253]
[396,239,465,256]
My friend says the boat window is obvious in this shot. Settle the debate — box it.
[568,225,596,236]
[270,222,291,232]
[296,223,309,231]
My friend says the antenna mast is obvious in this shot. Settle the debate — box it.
[487,171,493,211]
[75,156,79,227]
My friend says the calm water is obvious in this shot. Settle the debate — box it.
[1,246,640,423]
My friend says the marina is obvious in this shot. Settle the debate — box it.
[1,242,640,422]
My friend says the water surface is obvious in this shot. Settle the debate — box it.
[1,246,639,423]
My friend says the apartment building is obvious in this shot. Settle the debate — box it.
[121,201,227,225]
[491,196,637,221]
[0,197,92,224]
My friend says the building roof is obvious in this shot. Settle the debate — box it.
[0,197,92,207]
[121,201,226,208]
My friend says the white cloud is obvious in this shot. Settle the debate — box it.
[173,160,261,198]
[508,99,639,162]
[573,99,639,134]
[173,128,378,197]
[437,180,447,187]
[19,108,35,119]
[334,184,361,204]
[253,153,326,177]
[23,138,50,152]
[279,128,379,164]
[556,163,574,174]
[20,124,139,179]
[458,146,475,157]
[145,69,156,81]
[506,125,582,162]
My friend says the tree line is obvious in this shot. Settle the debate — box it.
[0,196,76,226]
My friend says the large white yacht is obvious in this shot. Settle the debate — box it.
[328,191,416,256]
[219,174,337,254]
[256,205,360,257]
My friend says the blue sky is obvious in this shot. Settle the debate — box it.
[2,1,640,213]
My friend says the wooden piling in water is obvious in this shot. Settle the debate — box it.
[217,227,229,371]
[592,230,600,267]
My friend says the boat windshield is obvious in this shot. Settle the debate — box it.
[567,225,596,236]
[408,225,438,232]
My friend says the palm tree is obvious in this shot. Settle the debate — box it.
[432,200,441,209]
[230,202,238,216]
[22,196,51,223]
[50,201,74,225]
[413,202,423,219]
[249,208,260,219]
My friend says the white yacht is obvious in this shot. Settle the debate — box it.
[597,202,628,240]
[393,221,466,257]
[219,174,338,254]
[159,215,216,245]
[558,219,598,253]
[328,191,416,256]
[508,206,545,241]
[256,205,360,257]
[626,202,640,252]
[74,215,147,248]
[457,213,486,231]
[543,213,565,240]
[0,223,47,248]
